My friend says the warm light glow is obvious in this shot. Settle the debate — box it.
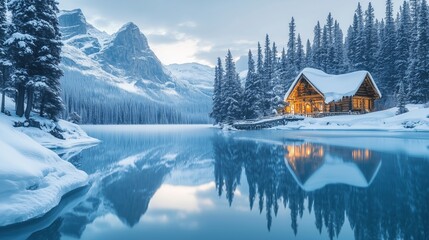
[352,149,372,161]
[285,143,325,171]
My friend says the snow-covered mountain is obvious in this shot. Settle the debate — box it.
[58,9,213,124]
[166,63,214,97]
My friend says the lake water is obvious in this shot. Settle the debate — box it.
[1,125,429,240]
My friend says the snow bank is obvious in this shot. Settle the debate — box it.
[275,104,429,132]
[17,118,100,149]
[0,117,88,227]
[2,97,99,149]
[0,96,99,226]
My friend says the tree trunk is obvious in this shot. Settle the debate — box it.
[25,87,34,119]
[1,89,4,114]
[16,84,25,117]
[39,90,45,117]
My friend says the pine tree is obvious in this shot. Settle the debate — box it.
[6,0,64,119]
[378,0,397,105]
[408,0,429,103]
[271,42,284,114]
[347,3,365,71]
[396,78,408,115]
[286,18,298,86]
[0,0,10,114]
[262,34,272,116]
[333,21,346,74]
[256,42,264,117]
[222,50,242,123]
[363,2,378,73]
[279,48,291,90]
[6,0,37,117]
[320,25,329,72]
[305,39,313,67]
[243,50,260,119]
[211,58,223,124]
[33,0,64,119]
[395,1,411,98]
[295,34,305,72]
[312,21,322,69]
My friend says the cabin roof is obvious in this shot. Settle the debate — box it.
[284,68,382,103]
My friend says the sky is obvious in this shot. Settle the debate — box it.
[57,0,404,66]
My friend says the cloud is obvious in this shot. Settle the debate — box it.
[151,37,213,66]
[178,21,198,28]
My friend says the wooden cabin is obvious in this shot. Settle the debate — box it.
[284,68,382,116]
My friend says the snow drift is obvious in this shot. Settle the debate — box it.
[0,118,88,227]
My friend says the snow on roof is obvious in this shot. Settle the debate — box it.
[284,68,382,104]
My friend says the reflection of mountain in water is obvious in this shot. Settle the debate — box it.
[22,127,214,239]
[284,143,382,191]
[213,134,429,239]
[102,162,170,227]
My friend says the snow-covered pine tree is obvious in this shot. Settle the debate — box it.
[222,50,242,124]
[243,50,260,120]
[347,3,365,71]
[405,0,420,102]
[396,78,408,115]
[6,0,37,117]
[262,34,272,116]
[333,21,347,74]
[408,0,429,103]
[284,18,299,93]
[305,39,313,67]
[0,0,10,114]
[395,1,411,99]
[378,0,397,106]
[271,42,284,114]
[256,42,264,117]
[363,2,378,73]
[295,34,305,72]
[32,0,64,119]
[279,48,291,91]
[287,18,298,75]
[312,21,322,69]
[210,58,223,124]
[320,25,329,72]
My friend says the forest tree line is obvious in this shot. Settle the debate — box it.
[0,0,64,120]
[211,0,429,124]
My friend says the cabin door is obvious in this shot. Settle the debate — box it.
[305,103,312,114]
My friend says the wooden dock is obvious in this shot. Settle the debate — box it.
[232,115,304,130]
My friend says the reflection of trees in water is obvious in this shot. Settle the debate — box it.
[213,135,429,239]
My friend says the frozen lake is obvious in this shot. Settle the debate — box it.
[1,125,429,240]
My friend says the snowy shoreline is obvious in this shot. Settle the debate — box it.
[0,98,99,227]
[272,104,429,132]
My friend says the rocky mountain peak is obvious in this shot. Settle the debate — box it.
[110,22,150,52]
[99,22,172,84]
[58,9,88,39]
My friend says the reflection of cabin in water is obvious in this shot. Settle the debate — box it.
[284,142,382,191]
[284,68,382,116]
